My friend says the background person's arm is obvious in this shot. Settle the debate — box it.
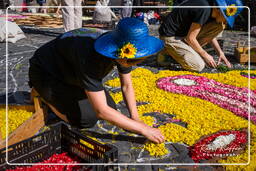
[185,23,217,68]
[211,38,232,68]
[85,90,165,143]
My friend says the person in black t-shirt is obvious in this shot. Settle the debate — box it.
[158,0,243,72]
[29,18,165,144]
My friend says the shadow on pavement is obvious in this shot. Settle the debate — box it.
[81,130,147,144]
[21,27,63,37]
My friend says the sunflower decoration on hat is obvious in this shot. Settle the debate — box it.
[118,42,137,58]
[215,0,243,27]
[94,18,163,60]
[225,4,238,16]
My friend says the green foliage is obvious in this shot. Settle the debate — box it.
[216,64,231,73]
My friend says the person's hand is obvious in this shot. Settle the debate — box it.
[141,126,165,144]
[56,9,61,16]
[56,5,62,16]
[217,52,232,68]
[203,53,217,68]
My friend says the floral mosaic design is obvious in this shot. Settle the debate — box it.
[240,72,256,79]
[189,130,247,162]
[156,75,256,123]
[105,68,256,170]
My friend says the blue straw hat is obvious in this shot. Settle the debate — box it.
[215,0,243,27]
[94,18,164,59]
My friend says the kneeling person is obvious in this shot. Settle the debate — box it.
[29,18,165,143]
[158,0,243,72]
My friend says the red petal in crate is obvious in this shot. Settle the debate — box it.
[7,152,81,171]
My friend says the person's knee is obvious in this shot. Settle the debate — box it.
[183,60,205,72]
[191,61,205,72]
[194,62,205,72]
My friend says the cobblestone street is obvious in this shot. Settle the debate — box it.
[0,27,63,95]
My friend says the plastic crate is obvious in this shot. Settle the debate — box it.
[0,122,118,171]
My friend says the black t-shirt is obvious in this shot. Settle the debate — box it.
[29,28,132,91]
[159,0,214,37]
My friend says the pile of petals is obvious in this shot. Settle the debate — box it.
[156,75,256,123]
[0,108,33,139]
[189,130,247,163]
[0,14,27,21]
[144,142,168,156]
[7,153,81,171]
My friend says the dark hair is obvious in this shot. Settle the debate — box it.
[126,58,145,63]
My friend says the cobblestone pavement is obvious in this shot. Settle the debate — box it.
[0,25,255,170]
[0,26,63,95]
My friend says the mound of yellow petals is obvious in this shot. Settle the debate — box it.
[0,108,33,139]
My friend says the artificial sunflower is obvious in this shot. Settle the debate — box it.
[226,4,238,16]
[118,43,137,58]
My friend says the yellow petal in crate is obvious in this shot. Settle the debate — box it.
[0,108,33,139]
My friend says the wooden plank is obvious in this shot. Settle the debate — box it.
[85,1,97,5]
[14,15,63,28]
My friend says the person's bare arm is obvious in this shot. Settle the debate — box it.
[119,72,141,122]
[85,90,165,143]
[211,38,232,68]
[56,4,62,16]
[110,9,118,19]
[185,23,217,68]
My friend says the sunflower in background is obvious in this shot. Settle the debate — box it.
[226,4,238,16]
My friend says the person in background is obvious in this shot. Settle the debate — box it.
[121,0,133,18]
[157,0,243,72]
[29,18,165,144]
[131,0,144,17]
[61,0,82,31]
[37,0,47,13]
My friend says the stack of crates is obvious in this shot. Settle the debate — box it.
[0,122,118,171]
